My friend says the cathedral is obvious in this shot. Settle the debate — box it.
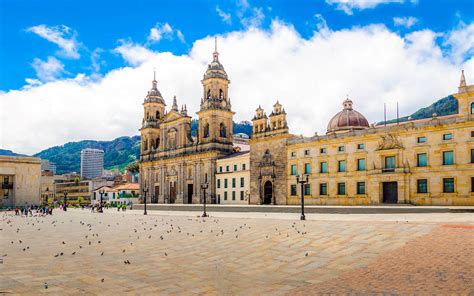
[139,41,234,204]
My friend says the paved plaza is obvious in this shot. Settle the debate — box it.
[0,209,473,295]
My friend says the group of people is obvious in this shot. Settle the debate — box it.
[14,205,53,216]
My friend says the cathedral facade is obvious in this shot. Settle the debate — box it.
[250,72,474,206]
[139,43,234,204]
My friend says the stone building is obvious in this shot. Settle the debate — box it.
[216,151,250,204]
[250,71,474,205]
[139,41,234,204]
[0,156,41,207]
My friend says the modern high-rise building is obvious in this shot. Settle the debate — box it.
[80,148,104,179]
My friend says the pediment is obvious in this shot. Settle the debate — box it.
[162,111,184,122]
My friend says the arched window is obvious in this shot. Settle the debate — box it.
[146,112,149,120]
[203,123,210,138]
[220,123,226,137]
[155,137,160,149]
[144,138,148,151]
[156,110,160,119]
[207,89,211,99]
[219,89,224,99]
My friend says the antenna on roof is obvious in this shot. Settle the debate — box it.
[396,101,399,125]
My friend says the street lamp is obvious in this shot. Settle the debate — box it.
[44,187,49,206]
[296,174,309,220]
[63,190,68,211]
[99,189,105,213]
[201,173,209,218]
[143,185,148,215]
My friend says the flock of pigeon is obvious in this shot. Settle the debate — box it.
[1,210,312,290]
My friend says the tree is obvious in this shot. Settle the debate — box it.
[126,162,139,174]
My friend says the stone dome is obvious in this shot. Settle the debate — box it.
[145,79,165,105]
[327,98,369,133]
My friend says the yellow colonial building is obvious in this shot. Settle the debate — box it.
[216,151,250,204]
[250,71,474,206]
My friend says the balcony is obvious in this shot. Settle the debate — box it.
[2,183,13,189]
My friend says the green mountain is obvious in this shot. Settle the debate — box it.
[0,149,26,157]
[379,95,458,125]
[5,95,459,174]
[33,121,253,175]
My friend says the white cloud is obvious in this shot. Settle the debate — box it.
[1,21,472,155]
[393,16,418,28]
[113,41,156,66]
[326,0,412,15]
[147,23,174,43]
[443,22,474,64]
[177,30,186,43]
[31,56,65,82]
[26,24,80,59]
[216,6,232,25]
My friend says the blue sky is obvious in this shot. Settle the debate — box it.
[0,0,473,154]
[1,0,472,91]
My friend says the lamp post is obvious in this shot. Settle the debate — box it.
[99,189,105,213]
[296,174,309,220]
[143,185,148,215]
[63,190,68,211]
[44,188,49,207]
[201,173,209,218]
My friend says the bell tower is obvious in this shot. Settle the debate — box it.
[197,38,234,151]
[140,70,166,155]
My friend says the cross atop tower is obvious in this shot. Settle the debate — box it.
[213,37,219,62]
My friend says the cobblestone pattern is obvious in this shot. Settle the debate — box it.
[290,226,474,295]
[0,209,471,295]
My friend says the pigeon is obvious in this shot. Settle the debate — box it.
[72,252,76,255]
[101,278,105,283]
[305,252,308,257]
[54,254,59,257]
[62,241,66,244]
[44,282,48,289]
[122,249,126,253]
[164,252,168,256]
[60,252,63,256]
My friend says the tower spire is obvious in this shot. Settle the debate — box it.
[153,67,156,81]
[172,95,178,111]
[213,37,219,62]
[460,69,467,88]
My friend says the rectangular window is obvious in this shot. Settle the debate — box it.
[224,192,228,200]
[417,179,428,193]
[417,153,427,167]
[472,177,474,192]
[357,143,364,149]
[232,178,236,188]
[240,177,244,187]
[291,164,297,175]
[320,148,327,154]
[338,146,345,152]
[234,164,238,171]
[338,160,346,172]
[337,183,346,195]
[217,179,221,189]
[240,191,244,200]
[443,133,453,140]
[226,165,230,172]
[304,149,310,156]
[304,184,311,195]
[219,166,223,172]
[385,156,396,169]
[357,159,366,171]
[471,131,474,137]
[232,191,236,200]
[224,179,228,188]
[291,151,296,157]
[357,182,365,194]
[319,183,327,195]
[471,149,474,164]
[242,163,246,170]
[443,151,454,165]
[471,103,474,114]
[291,185,297,196]
[443,178,455,193]
[320,162,328,173]
[304,163,311,175]
[417,136,426,143]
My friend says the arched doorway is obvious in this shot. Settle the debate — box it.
[263,181,273,204]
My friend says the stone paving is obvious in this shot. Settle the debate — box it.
[0,209,473,295]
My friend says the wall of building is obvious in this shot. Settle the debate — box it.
[216,153,250,204]
[0,156,41,207]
